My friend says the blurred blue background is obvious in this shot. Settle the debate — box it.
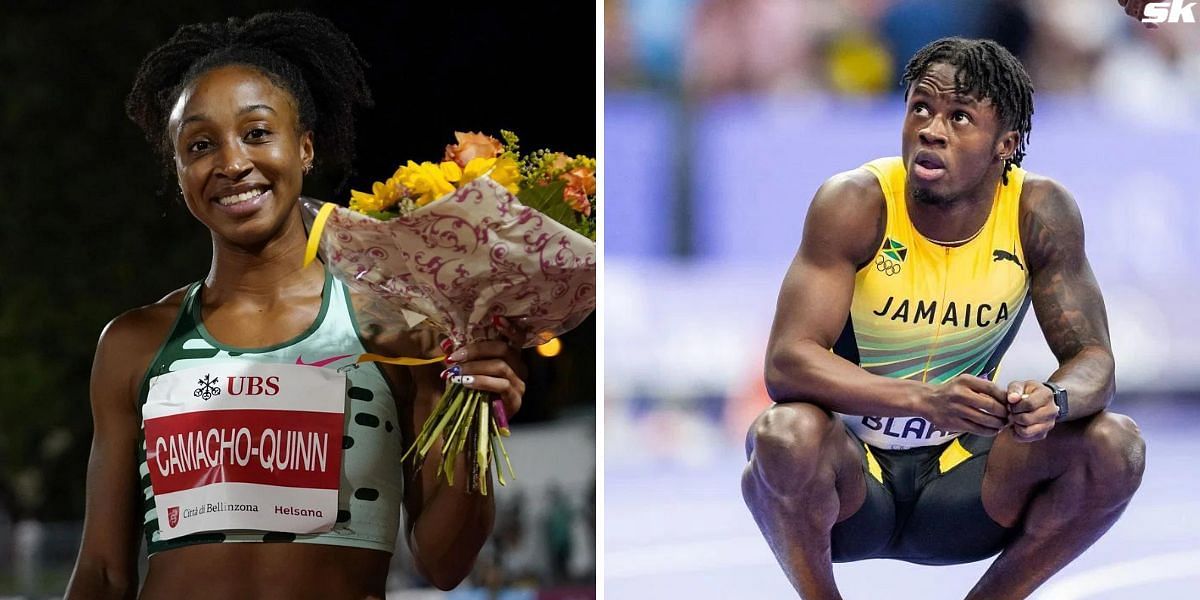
[603,0,1200,598]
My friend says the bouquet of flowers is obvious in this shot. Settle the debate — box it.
[301,131,596,494]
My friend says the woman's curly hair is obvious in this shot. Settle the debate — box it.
[126,11,373,186]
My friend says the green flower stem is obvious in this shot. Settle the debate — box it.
[440,390,469,487]
[417,384,465,459]
[448,391,478,486]
[403,382,458,463]
[491,416,516,483]
[464,393,481,494]
[489,417,513,487]
[403,383,512,495]
[491,438,506,487]
[441,387,474,459]
[476,397,490,494]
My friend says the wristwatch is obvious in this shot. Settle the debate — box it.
[1043,381,1068,421]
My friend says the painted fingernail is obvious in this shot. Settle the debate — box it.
[449,375,475,385]
[449,348,467,362]
[440,339,454,354]
[440,365,462,380]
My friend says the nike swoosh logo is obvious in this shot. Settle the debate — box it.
[295,354,355,368]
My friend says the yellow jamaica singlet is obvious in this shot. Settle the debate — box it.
[834,157,1031,450]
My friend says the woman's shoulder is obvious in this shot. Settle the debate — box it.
[91,284,195,407]
[97,285,193,368]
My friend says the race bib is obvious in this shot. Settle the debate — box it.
[143,363,346,540]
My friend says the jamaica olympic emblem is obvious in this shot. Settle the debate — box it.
[194,374,221,401]
[875,238,907,276]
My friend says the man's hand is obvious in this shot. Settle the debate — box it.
[1117,0,1160,28]
[444,340,526,418]
[922,374,1009,437]
[1006,380,1059,442]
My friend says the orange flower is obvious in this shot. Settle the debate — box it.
[561,166,595,195]
[546,152,572,173]
[560,167,595,216]
[443,131,503,168]
[530,152,573,185]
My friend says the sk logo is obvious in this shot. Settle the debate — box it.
[167,506,180,528]
[194,374,221,401]
[875,237,906,276]
[993,249,1024,271]
[1143,0,1197,23]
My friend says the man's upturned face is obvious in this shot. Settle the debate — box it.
[901,62,1015,206]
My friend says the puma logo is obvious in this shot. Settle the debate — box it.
[993,249,1024,271]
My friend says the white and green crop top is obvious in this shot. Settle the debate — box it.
[137,270,403,555]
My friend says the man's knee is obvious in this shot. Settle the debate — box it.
[745,403,839,495]
[1082,412,1146,500]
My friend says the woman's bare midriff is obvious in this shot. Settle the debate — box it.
[140,542,393,600]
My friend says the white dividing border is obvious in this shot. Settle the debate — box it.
[594,0,607,597]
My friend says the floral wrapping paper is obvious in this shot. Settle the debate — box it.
[301,176,597,349]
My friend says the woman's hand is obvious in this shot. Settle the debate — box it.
[442,340,526,419]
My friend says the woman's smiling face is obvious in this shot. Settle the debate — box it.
[168,64,313,248]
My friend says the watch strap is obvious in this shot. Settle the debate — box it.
[1043,381,1068,421]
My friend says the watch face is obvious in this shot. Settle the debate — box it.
[1046,383,1068,420]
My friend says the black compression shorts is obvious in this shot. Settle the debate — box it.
[830,433,1016,565]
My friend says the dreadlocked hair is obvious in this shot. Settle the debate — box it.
[901,37,1033,183]
[126,11,373,188]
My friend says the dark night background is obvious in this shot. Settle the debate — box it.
[0,0,596,530]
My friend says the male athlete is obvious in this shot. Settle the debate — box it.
[743,38,1145,599]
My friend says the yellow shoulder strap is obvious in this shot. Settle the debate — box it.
[860,156,907,242]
